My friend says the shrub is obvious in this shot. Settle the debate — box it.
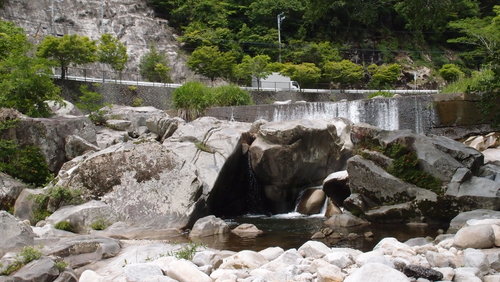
[54,260,68,272]
[368,91,394,98]
[213,85,253,106]
[131,97,144,107]
[54,221,74,232]
[368,63,402,89]
[30,186,83,223]
[76,85,107,125]
[439,64,463,82]
[322,60,364,88]
[90,218,109,230]
[172,82,213,120]
[442,69,494,93]
[0,119,52,187]
[0,246,42,275]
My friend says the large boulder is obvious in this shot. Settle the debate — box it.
[248,118,353,213]
[146,116,185,142]
[448,209,500,233]
[56,117,252,229]
[345,263,410,282]
[11,257,60,282]
[446,176,500,210]
[103,105,166,136]
[55,141,204,229]
[322,170,350,207]
[295,187,326,215]
[44,200,119,233]
[0,108,97,172]
[0,172,27,211]
[0,211,35,257]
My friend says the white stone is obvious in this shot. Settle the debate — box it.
[258,247,284,261]
[192,250,217,267]
[425,250,460,268]
[148,256,177,273]
[248,268,287,282]
[344,263,410,282]
[219,250,268,270]
[79,270,106,282]
[139,276,177,282]
[484,274,500,282]
[231,223,263,237]
[454,225,495,249]
[317,265,344,282]
[210,269,249,281]
[260,249,302,271]
[433,267,454,281]
[324,251,354,268]
[166,259,212,282]
[123,263,164,282]
[492,224,500,247]
[355,250,393,267]
[483,149,500,164]
[464,248,489,274]
[298,240,332,259]
[454,267,482,282]
[374,237,415,258]
[469,136,486,151]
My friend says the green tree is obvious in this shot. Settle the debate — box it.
[285,41,340,66]
[75,85,106,125]
[139,45,172,83]
[322,60,364,88]
[439,64,464,82]
[0,20,61,118]
[368,63,402,89]
[187,46,236,82]
[234,54,271,88]
[37,34,97,79]
[97,34,128,74]
[281,62,321,89]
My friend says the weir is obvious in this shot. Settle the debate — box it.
[207,95,437,134]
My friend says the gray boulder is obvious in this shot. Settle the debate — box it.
[448,209,500,233]
[231,223,263,238]
[479,164,500,182]
[249,118,353,213]
[446,177,500,210]
[12,257,60,282]
[105,119,132,131]
[295,187,326,215]
[0,211,35,257]
[103,105,165,136]
[322,170,350,207]
[347,155,436,209]
[430,135,484,173]
[189,215,229,238]
[45,200,118,233]
[64,134,100,160]
[325,212,369,227]
[56,141,204,229]
[146,116,185,142]
[13,188,45,224]
[95,127,129,149]
[47,235,120,268]
[0,172,27,211]
[46,100,82,117]
[0,108,97,172]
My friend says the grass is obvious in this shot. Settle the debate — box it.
[441,69,494,93]
[167,242,203,260]
[54,221,74,232]
[0,246,42,275]
[195,142,215,154]
[90,218,109,230]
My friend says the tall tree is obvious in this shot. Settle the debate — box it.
[187,46,236,82]
[281,62,321,88]
[234,54,271,88]
[37,34,97,79]
[322,60,364,88]
[139,45,171,82]
[97,34,128,74]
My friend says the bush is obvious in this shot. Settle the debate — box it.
[439,64,463,82]
[30,186,83,223]
[213,85,253,106]
[131,97,144,107]
[54,221,74,232]
[368,91,394,98]
[168,242,203,260]
[172,82,213,120]
[322,60,364,88]
[368,63,402,89]
[442,69,494,93]
[0,246,42,275]
[90,218,109,230]
[76,85,107,125]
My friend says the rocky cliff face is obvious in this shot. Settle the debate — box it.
[0,0,192,81]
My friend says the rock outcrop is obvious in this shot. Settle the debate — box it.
[0,0,192,81]
[0,172,27,211]
[0,211,35,257]
[0,108,97,172]
[344,124,499,223]
[249,118,353,213]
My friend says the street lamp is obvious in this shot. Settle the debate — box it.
[277,12,285,63]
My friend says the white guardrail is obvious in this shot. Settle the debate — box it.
[54,74,439,94]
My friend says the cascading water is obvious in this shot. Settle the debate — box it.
[268,99,400,131]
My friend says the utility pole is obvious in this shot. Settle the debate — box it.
[277,12,285,63]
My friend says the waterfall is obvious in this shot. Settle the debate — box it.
[245,153,266,214]
[267,99,400,131]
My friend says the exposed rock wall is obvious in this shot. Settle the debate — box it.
[0,0,192,81]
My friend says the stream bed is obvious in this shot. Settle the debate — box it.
[191,214,447,252]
